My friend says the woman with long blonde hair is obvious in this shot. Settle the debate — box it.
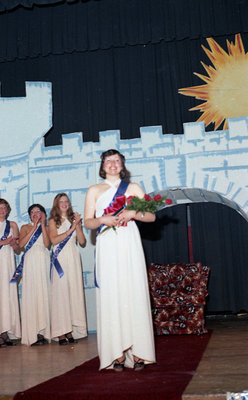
[49,193,87,345]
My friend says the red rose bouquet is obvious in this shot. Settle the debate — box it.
[126,193,172,214]
[100,192,172,234]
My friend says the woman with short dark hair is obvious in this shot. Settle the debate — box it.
[0,198,21,347]
[19,203,51,346]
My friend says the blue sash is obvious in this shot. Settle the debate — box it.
[50,225,73,279]
[95,180,129,288]
[0,220,10,250]
[10,225,42,283]
[97,180,129,234]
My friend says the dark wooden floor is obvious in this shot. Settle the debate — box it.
[1,317,248,400]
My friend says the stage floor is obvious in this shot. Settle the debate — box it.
[1,317,248,400]
[183,316,248,400]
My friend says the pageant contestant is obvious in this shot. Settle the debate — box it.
[17,204,51,346]
[84,149,156,371]
[49,193,87,345]
[0,199,21,347]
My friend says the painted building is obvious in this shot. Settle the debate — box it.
[1,81,248,330]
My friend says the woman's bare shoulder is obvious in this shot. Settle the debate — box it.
[20,223,32,232]
[88,182,105,192]
[86,182,108,200]
[127,182,144,196]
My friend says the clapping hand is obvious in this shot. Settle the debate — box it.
[40,212,46,226]
[8,235,19,249]
[32,212,41,227]
[73,212,82,228]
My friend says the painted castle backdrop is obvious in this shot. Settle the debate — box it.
[1,81,248,331]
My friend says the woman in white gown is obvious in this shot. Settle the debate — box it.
[19,204,51,346]
[49,193,87,345]
[84,149,156,371]
[0,198,21,347]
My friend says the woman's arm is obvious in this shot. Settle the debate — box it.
[74,213,87,248]
[10,221,20,254]
[84,186,120,230]
[19,224,37,249]
[118,182,156,224]
[40,212,50,248]
[48,218,75,246]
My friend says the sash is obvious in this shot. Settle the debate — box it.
[10,225,42,283]
[97,180,129,234]
[50,225,73,279]
[95,180,129,287]
[0,220,10,250]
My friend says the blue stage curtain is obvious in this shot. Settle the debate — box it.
[0,0,247,58]
[0,0,248,145]
[139,203,248,314]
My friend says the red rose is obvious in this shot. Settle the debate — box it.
[144,194,152,201]
[165,199,172,205]
[126,196,134,205]
[153,194,162,201]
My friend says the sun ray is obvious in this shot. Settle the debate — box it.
[200,62,216,79]
[178,33,248,130]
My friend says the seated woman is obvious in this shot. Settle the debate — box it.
[0,198,21,347]
[49,193,87,345]
[19,204,51,346]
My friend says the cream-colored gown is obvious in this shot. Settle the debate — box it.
[51,218,87,340]
[21,226,51,345]
[95,180,156,370]
[0,221,21,339]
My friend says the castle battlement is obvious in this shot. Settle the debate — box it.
[1,81,248,331]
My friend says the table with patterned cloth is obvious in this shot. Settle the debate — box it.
[148,262,210,335]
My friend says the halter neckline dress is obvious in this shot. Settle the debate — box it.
[95,180,155,370]
[0,220,21,339]
[50,218,87,340]
[21,224,51,345]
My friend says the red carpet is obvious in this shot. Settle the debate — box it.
[14,332,212,400]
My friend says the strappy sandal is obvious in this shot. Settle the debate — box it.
[1,333,12,347]
[133,359,145,372]
[113,357,125,372]
[58,335,68,346]
[66,333,75,343]
[31,334,45,346]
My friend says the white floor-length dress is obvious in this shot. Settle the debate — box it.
[51,218,87,340]
[0,221,21,339]
[21,227,51,345]
[95,180,156,370]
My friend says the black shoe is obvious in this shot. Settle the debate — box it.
[59,338,67,346]
[4,340,13,346]
[0,337,7,348]
[65,333,75,343]
[133,359,145,372]
[113,357,125,372]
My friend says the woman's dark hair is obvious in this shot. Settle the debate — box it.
[49,193,74,227]
[99,149,129,180]
[28,204,46,217]
[0,198,11,219]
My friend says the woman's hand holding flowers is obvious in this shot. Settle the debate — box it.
[117,209,136,226]
[101,213,120,228]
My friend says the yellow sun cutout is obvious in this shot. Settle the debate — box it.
[178,34,248,130]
